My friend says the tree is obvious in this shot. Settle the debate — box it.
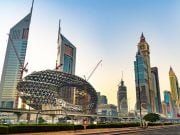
[143,113,160,122]
[38,117,46,124]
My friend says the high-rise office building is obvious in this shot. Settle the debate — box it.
[56,20,76,104]
[0,2,33,108]
[164,90,173,117]
[169,67,180,116]
[56,20,76,74]
[151,67,162,113]
[134,33,154,113]
[97,92,107,105]
[117,79,128,115]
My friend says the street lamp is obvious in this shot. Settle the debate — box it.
[27,94,32,124]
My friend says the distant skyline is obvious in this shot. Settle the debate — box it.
[0,0,180,110]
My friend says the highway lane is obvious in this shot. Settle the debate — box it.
[77,125,180,135]
[127,125,180,135]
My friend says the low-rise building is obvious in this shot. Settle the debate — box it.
[97,104,118,117]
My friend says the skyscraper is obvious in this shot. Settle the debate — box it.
[151,67,162,113]
[0,1,34,108]
[56,20,76,104]
[169,67,180,116]
[134,33,154,113]
[164,90,173,117]
[117,79,128,115]
[56,20,76,74]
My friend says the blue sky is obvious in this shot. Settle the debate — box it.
[0,0,180,110]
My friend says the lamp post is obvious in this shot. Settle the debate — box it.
[136,54,143,127]
[27,94,31,124]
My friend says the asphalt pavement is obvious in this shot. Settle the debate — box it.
[126,125,180,135]
[10,124,180,135]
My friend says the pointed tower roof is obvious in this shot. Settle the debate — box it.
[30,0,34,14]
[137,32,150,54]
[11,0,34,30]
[169,66,175,76]
[140,32,145,42]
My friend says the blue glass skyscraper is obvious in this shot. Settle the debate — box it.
[164,91,173,117]
[0,2,33,108]
[134,49,151,112]
[134,33,156,114]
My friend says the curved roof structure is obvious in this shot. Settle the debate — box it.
[17,70,97,114]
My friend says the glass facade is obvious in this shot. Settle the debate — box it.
[164,91,173,117]
[0,12,32,108]
[63,54,73,73]
[134,55,148,85]
[134,51,150,112]
[57,34,76,74]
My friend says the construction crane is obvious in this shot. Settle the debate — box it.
[8,34,28,108]
[85,59,102,81]
[76,60,102,113]
[55,60,63,71]
[78,60,102,96]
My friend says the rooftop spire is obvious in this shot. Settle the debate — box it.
[59,19,61,33]
[121,71,123,81]
[140,32,145,42]
[56,19,62,70]
[57,19,61,43]
[30,0,34,14]
[121,71,124,86]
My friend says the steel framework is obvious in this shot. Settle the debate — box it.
[17,70,97,114]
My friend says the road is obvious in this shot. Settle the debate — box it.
[126,125,180,135]
[76,125,180,135]
[10,124,180,135]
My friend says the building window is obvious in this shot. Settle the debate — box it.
[22,28,29,40]
[64,44,73,57]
